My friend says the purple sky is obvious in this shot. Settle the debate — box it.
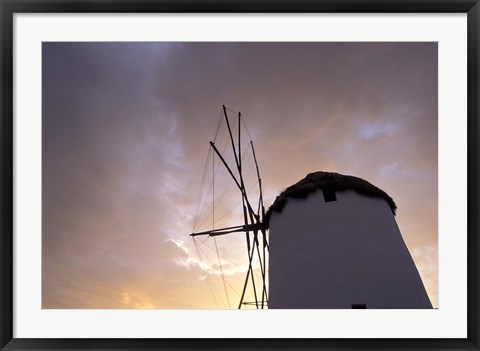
[42,42,438,308]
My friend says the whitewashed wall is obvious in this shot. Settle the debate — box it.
[269,190,432,309]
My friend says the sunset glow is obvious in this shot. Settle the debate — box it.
[42,42,438,309]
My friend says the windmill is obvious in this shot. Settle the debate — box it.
[190,105,269,309]
[189,106,432,310]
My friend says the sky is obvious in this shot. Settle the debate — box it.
[42,42,438,309]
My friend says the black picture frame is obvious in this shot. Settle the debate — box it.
[1,1,479,350]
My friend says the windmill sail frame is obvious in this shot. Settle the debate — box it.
[190,105,269,309]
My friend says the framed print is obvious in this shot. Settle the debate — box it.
[1,1,479,350]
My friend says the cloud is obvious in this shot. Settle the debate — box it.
[42,42,437,309]
[357,122,400,140]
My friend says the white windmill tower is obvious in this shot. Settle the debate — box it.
[266,171,433,309]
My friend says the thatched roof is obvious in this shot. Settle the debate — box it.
[265,171,397,225]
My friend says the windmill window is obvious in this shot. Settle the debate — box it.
[323,188,337,202]
[352,304,367,309]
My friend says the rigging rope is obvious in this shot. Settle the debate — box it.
[225,106,239,114]
[194,140,255,231]
[241,116,253,142]
[192,140,227,232]
[213,108,224,143]
[197,239,241,266]
[214,237,231,308]
[224,279,241,297]
[194,110,235,232]
[192,107,268,309]
[196,179,260,232]
[194,237,240,302]
[213,150,231,309]
[192,148,213,232]
[192,237,222,308]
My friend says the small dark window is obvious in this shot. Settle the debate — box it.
[323,188,337,202]
[352,304,367,309]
